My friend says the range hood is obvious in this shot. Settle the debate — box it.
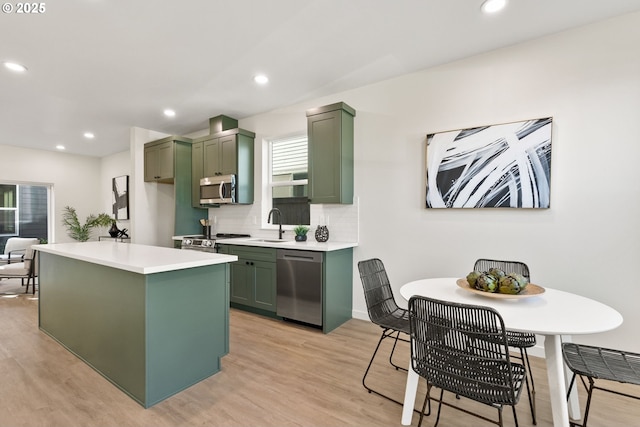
[209,115,238,133]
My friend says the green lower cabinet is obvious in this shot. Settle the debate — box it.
[253,260,277,310]
[38,252,229,408]
[221,245,353,333]
[322,248,353,333]
[228,246,277,313]
[229,258,251,305]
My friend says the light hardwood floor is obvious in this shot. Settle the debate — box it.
[1,286,638,427]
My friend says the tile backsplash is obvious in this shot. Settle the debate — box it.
[204,197,359,242]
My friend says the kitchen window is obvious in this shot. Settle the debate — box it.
[0,184,18,235]
[268,135,310,226]
[0,183,49,254]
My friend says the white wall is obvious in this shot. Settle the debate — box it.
[0,145,106,243]
[347,12,638,352]
[100,149,132,235]
[208,12,640,352]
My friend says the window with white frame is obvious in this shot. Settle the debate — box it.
[0,184,18,235]
[269,135,310,226]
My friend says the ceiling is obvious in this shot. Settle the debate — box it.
[2,0,640,158]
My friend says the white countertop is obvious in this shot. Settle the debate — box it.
[35,241,238,275]
[400,277,623,335]
[215,237,358,252]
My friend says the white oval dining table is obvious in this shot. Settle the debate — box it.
[399,278,623,427]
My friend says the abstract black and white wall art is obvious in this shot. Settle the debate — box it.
[112,175,129,219]
[426,117,552,208]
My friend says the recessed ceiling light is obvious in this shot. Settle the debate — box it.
[56,145,65,150]
[3,62,27,72]
[254,74,269,85]
[83,132,95,139]
[164,109,176,117]
[481,0,507,14]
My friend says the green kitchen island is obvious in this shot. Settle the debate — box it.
[35,241,237,408]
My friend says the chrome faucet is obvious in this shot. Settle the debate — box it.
[267,208,284,239]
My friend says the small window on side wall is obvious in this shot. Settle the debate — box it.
[269,135,310,226]
[0,184,18,235]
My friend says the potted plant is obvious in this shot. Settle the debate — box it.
[293,225,310,242]
[62,206,113,242]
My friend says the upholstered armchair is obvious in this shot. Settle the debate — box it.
[0,247,38,293]
[0,237,40,265]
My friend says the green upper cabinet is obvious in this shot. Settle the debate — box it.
[306,102,356,204]
[192,128,255,207]
[144,139,175,183]
[143,136,202,236]
[203,134,237,177]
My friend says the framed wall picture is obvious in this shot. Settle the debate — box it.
[426,117,552,208]
[112,175,129,220]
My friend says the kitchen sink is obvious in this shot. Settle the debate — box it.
[252,239,288,243]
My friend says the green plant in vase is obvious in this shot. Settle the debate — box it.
[62,206,113,242]
[293,225,310,242]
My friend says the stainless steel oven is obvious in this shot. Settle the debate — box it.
[181,237,217,252]
[180,233,250,253]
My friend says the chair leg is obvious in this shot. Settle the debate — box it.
[362,329,407,406]
[432,388,445,427]
[581,378,596,427]
[26,278,36,294]
[362,330,386,390]
[520,347,537,424]
[566,376,596,427]
[418,384,434,427]
[388,330,408,372]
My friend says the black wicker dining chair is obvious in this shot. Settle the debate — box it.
[409,295,526,427]
[474,258,537,424]
[358,258,410,406]
[562,342,640,427]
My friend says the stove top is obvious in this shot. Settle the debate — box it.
[215,233,251,239]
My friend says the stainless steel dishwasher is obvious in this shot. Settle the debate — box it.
[276,249,323,326]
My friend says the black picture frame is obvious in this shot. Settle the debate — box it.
[112,175,129,220]
[426,117,552,208]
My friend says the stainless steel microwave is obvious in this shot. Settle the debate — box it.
[200,174,236,205]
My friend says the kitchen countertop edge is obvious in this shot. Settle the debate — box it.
[214,238,358,252]
[35,242,238,275]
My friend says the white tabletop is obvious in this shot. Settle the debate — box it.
[399,277,623,427]
[35,242,237,275]
[400,277,623,335]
